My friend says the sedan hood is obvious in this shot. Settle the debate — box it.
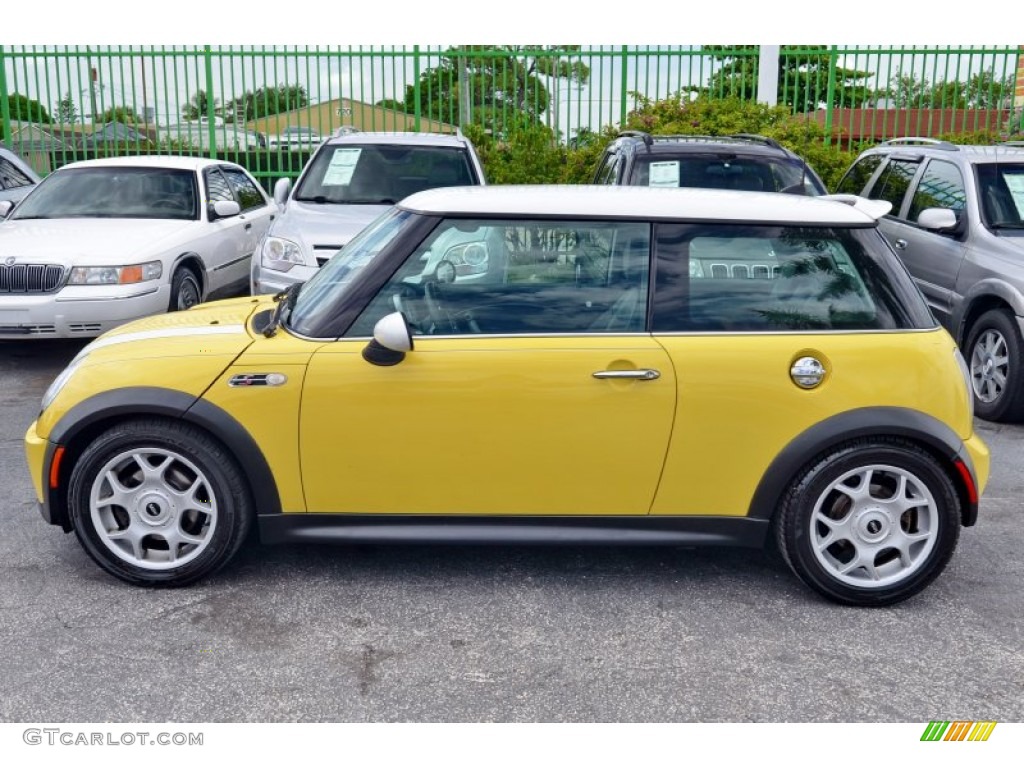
[0,218,199,263]
[270,199,389,248]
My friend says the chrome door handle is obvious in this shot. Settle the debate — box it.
[592,369,661,380]
[893,238,908,250]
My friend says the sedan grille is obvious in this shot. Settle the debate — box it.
[0,263,66,293]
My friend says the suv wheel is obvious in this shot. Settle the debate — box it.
[965,308,1024,423]
[67,420,253,587]
[774,439,961,606]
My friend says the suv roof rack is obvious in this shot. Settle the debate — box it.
[881,137,958,151]
[615,131,784,151]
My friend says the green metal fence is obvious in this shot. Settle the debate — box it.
[2,45,1021,185]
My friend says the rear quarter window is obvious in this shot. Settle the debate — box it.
[651,223,935,332]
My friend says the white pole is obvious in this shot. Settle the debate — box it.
[758,45,780,106]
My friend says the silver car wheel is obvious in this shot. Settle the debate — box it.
[88,447,218,570]
[970,328,1008,405]
[810,463,939,589]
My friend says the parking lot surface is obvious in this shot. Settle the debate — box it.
[1,339,1021,722]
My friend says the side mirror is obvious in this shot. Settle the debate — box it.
[362,311,414,366]
[917,207,959,232]
[209,200,241,220]
[273,177,292,207]
[0,200,13,219]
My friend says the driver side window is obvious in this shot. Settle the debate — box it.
[346,218,651,337]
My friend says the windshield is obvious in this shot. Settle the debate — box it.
[977,163,1024,229]
[12,166,198,220]
[632,155,824,195]
[287,207,413,335]
[293,144,476,205]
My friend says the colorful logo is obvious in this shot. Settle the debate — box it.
[921,721,997,741]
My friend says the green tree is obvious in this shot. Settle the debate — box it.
[225,84,309,122]
[395,45,590,136]
[97,105,142,124]
[6,93,52,123]
[883,68,1014,109]
[701,45,874,110]
[54,92,79,124]
[182,89,219,121]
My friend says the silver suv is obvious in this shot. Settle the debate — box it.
[836,138,1024,422]
[251,130,486,294]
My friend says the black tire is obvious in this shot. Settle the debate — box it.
[773,439,961,607]
[965,308,1024,423]
[169,266,202,312]
[67,419,253,587]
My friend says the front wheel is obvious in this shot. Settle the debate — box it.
[67,420,253,587]
[774,439,961,606]
[169,267,202,312]
[965,308,1024,423]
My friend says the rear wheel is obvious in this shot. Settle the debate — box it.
[774,439,961,606]
[67,420,252,587]
[965,308,1024,423]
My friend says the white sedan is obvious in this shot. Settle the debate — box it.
[0,156,277,339]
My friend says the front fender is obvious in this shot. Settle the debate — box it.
[40,386,281,530]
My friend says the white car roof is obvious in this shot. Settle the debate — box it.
[58,155,232,172]
[326,132,471,148]
[398,185,887,225]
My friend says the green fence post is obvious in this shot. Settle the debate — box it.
[619,45,629,126]
[0,46,11,149]
[204,45,215,158]
[413,45,422,132]
[823,45,838,148]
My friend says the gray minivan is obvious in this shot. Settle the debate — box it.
[836,138,1024,422]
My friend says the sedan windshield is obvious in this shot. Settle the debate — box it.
[293,144,476,205]
[11,166,198,220]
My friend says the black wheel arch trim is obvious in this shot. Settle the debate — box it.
[747,407,980,527]
[41,386,281,530]
[956,281,1024,345]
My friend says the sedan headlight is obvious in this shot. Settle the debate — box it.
[444,241,489,277]
[68,261,163,286]
[260,236,306,272]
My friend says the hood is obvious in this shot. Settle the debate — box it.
[0,218,199,263]
[74,295,271,364]
[269,199,390,248]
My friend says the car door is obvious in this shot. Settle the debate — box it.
[882,158,969,330]
[200,166,253,294]
[298,217,676,516]
[221,165,276,288]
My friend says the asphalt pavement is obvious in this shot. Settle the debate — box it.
[1,339,1021,722]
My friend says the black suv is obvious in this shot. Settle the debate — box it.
[593,132,828,196]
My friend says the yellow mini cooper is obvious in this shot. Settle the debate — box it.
[24,185,990,606]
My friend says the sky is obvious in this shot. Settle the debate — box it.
[3,2,1020,47]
